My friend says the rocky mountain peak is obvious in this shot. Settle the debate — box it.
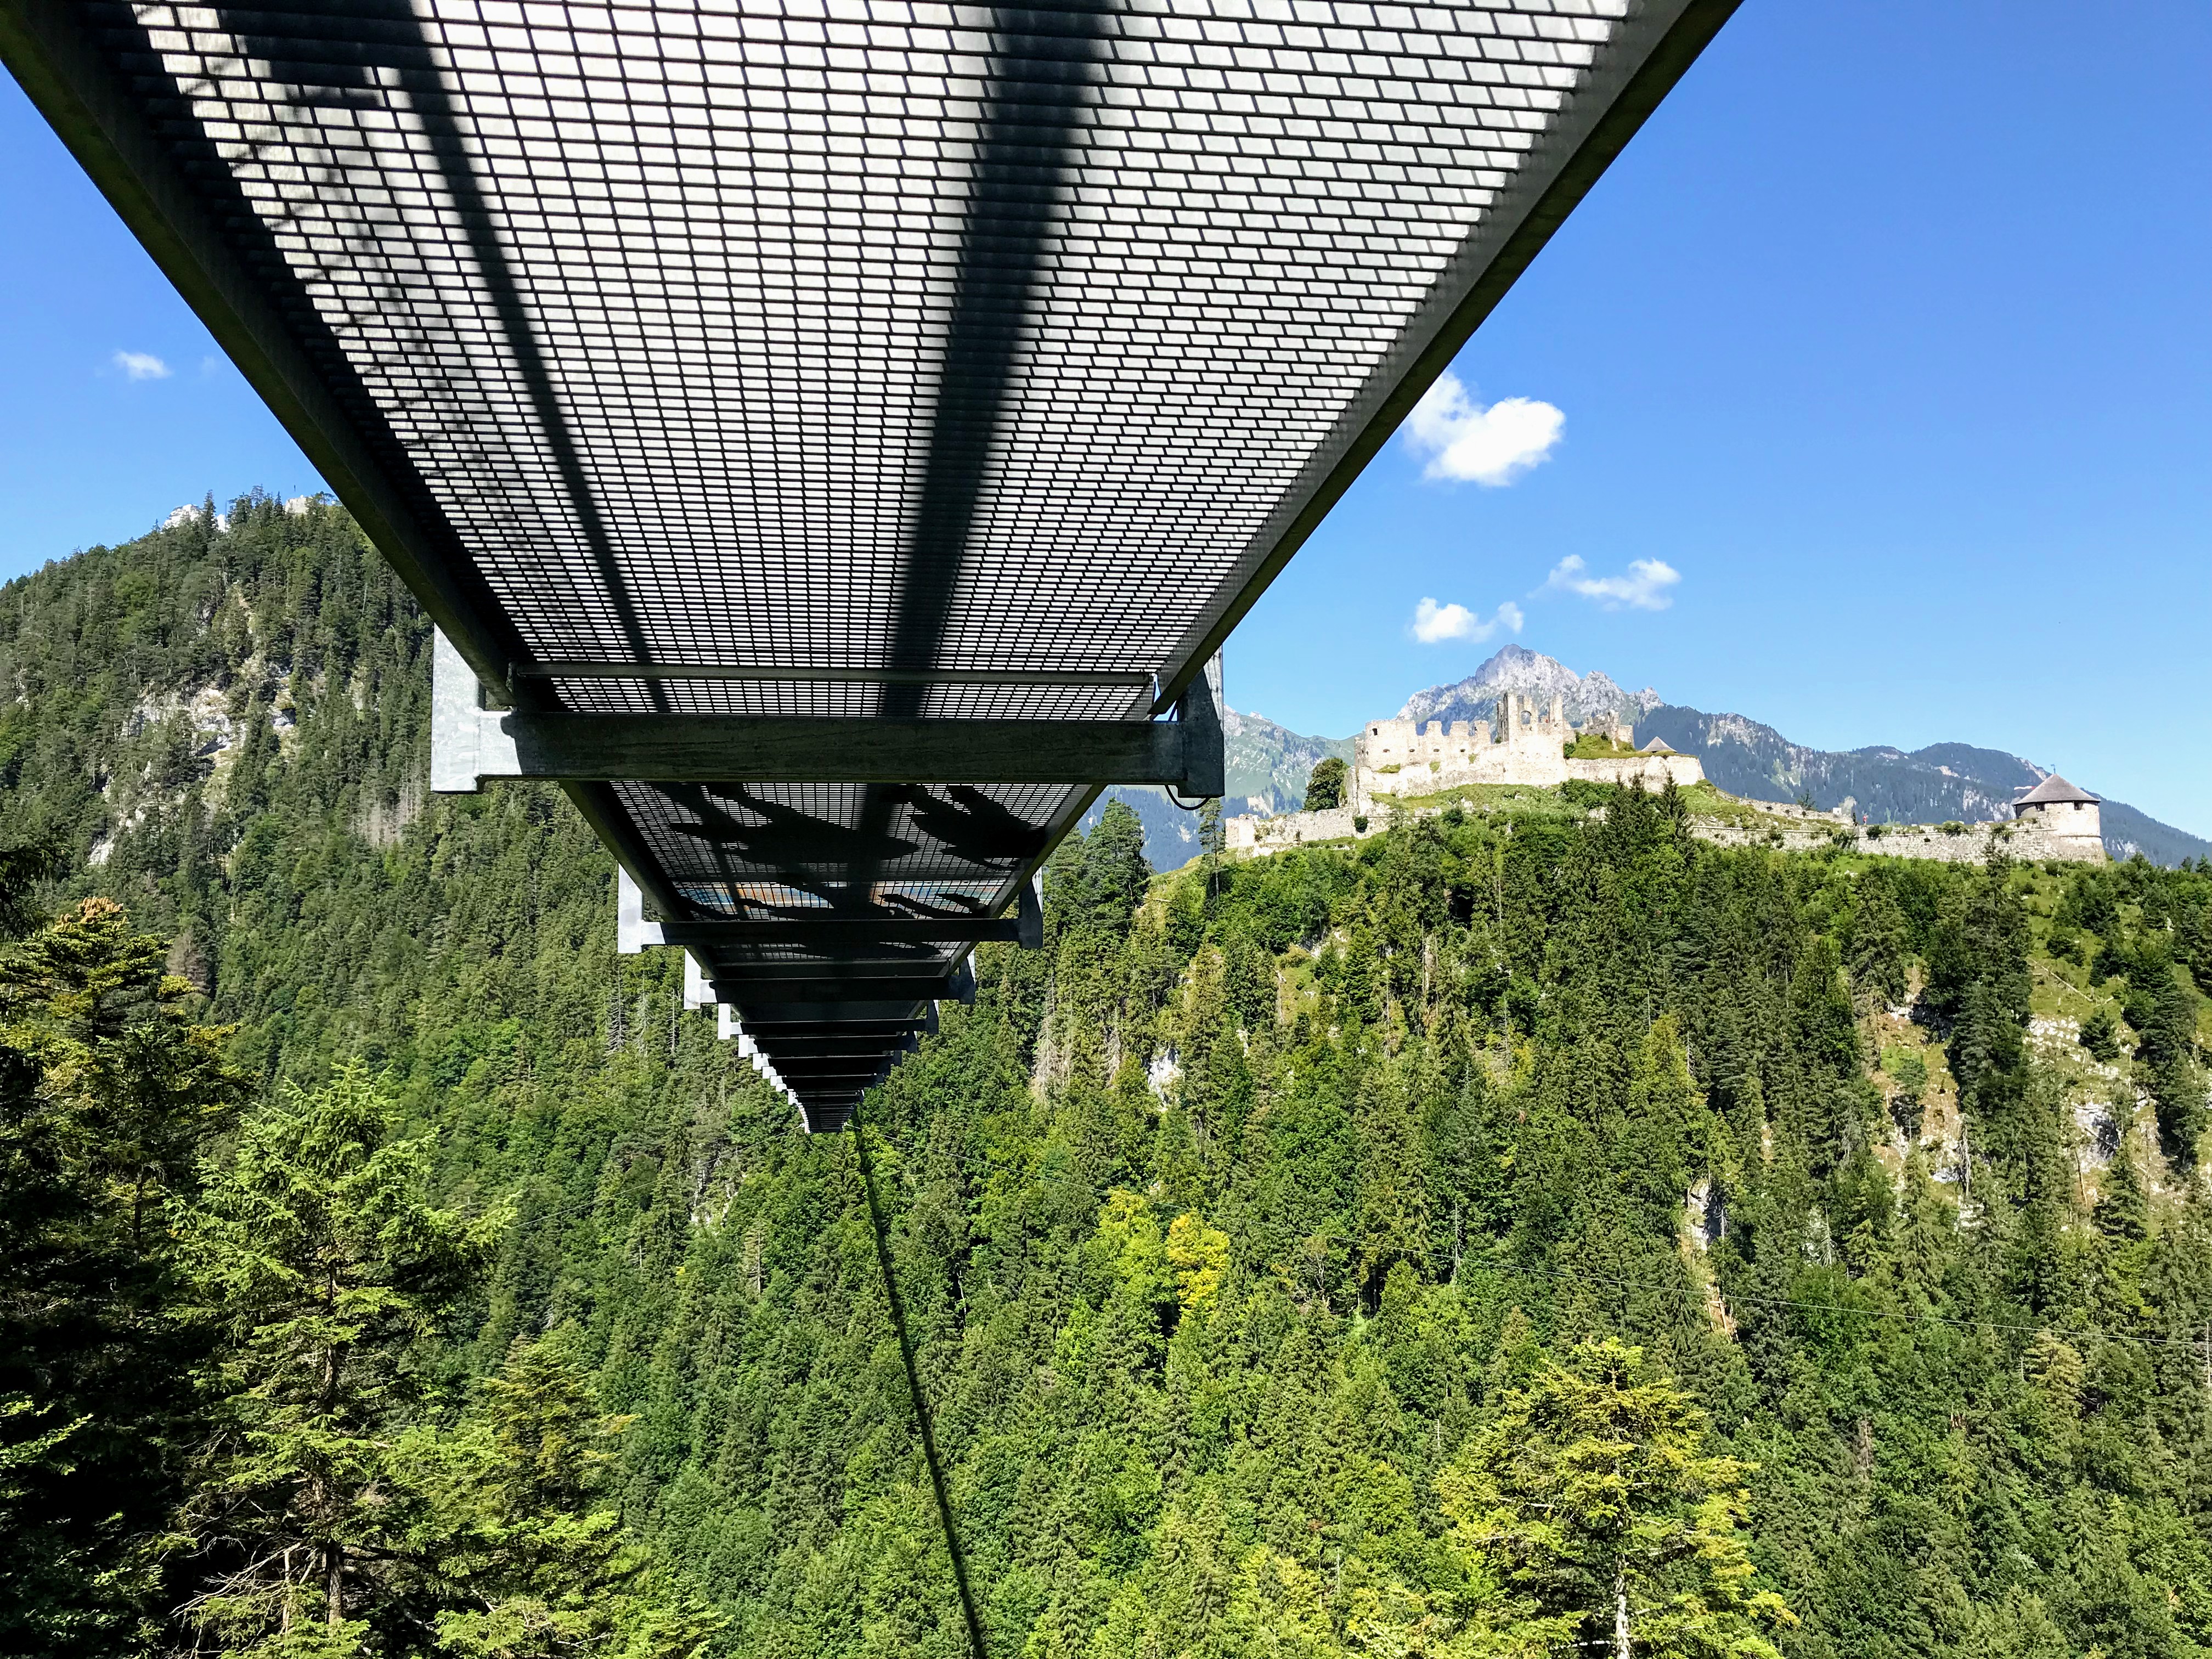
[1395,644,1658,732]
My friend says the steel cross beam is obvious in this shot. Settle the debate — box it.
[450,712,1217,789]
[752,1035,921,1058]
[660,916,1024,949]
[432,630,1222,792]
[716,975,962,1002]
[732,1002,939,1026]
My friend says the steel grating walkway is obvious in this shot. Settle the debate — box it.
[2,0,1735,1129]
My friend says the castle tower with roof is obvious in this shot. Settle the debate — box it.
[2011,774,2103,857]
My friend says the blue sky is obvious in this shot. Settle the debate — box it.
[2,2,2208,831]
[1235,1,2212,831]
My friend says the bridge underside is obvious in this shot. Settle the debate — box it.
[2,0,1735,1127]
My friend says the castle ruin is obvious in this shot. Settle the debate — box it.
[1351,689,1703,810]
[1223,700,2108,867]
[1226,691,1703,851]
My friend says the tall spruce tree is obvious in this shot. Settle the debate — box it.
[0,894,239,1656]
[394,1327,724,1658]
[1438,1340,1794,1659]
[2137,943,2205,1163]
[170,1064,499,1654]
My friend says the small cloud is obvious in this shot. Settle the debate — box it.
[1403,372,1564,486]
[1411,596,1525,645]
[113,350,171,380]
[1541,555,1680,612]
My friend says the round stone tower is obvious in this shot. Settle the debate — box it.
[2011,774,2104,859]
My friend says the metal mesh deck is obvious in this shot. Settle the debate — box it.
[4,0,1734,1126]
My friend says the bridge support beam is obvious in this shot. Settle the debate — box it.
[433,630,1224,793]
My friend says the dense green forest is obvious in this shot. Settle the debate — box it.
[8,496,2212,1657]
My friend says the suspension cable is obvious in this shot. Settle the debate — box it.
[851,1109,990,1659]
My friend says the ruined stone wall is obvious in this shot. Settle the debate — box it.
[1356,733,1699,805]
[1355,696,1590,808]
[1229,797,2104,867]
[1225,803,1373,850]
[1566,753,1705,790]
[1356,716,1488,770]
[1362,747,1566,803]
[1690,821,2105,864]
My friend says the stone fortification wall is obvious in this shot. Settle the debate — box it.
[1224,804,1373,850]
[1689,820,2104,864]
[1690,820,1875,856]
[1567,754,1706,790]
[1368,745,1564,798]
[1893,824,2102,864]
[1243,692,2107,866]
[1226,799,2102,867]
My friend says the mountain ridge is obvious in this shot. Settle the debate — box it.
[1102,645,2208,870]
[1637,703,2208,866]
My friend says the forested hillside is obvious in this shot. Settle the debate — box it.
[8,500,2212,1658]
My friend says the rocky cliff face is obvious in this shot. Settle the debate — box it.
[1397,642,1660,732]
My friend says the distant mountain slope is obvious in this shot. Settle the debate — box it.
[1224,707,1355,815]
[1635,708,2032,823]
[1638,705,2211,866]
[1084,707,1354,871]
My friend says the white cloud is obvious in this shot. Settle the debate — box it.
[1403,372,1564,486]
[113,350,171,380]
[1541,554,1680,612]
[1411,596,1525,645]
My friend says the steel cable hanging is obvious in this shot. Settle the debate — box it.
[851,1108,990,1659]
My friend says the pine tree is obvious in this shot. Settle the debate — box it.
[1353,1064,1429,1307]
[1092,800,1154,920]
[169,1063,500,1652]
[2080,1005,2123,1063]
[1437,1340,1795,1659]
[0,894,239,1655]
[2136,946,2204,1164]
[397,1327,724,1658]
[1847,872,1910,1008]
[2095,1148,2149,1244]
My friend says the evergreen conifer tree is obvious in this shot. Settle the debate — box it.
[2136,945,2205,1163]
[0,894,239,1655]
[1846,872,1910,1008]
[1438,1340,1794,1659]
[2080,1005,2123,1063]
[396,1327,725,1658]
[169,1064,500,1653]
[2095,1147,2150,1244]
